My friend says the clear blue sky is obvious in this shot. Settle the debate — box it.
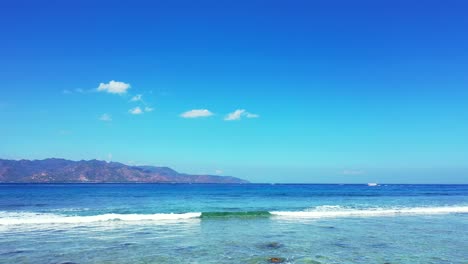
[1,0,467,183]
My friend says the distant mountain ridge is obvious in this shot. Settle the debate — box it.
[0,158,249,184]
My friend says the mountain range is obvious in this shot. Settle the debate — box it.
[0,158,248,184]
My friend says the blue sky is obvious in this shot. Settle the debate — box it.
[1,0,467,183]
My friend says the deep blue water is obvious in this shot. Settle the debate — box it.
[0,184,467,263]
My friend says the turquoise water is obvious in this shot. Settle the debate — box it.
[0,184,467,263]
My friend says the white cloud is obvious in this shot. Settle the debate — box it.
[246,112,259,118]
[225,109,245,121]
[225,109,259,121]
[130,94,142,102]
[62,88,88,95]
[99,113,112,122]
[97,80,131,94]
[144,106,154,112]
[129,107,143,115]
[215,169,223,175]
[180,109,214,118]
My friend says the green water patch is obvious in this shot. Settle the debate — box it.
[200,211,272,219]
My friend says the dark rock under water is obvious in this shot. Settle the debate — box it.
[263,242,283,249]
[268,257,286,263]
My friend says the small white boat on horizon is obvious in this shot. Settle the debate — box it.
[367,183,378,187]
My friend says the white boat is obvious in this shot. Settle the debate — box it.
[367,183,378,187]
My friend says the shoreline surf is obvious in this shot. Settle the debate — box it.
[1,205,467,225]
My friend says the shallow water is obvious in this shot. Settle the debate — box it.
[0,184,467,263]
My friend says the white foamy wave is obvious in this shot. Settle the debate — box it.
[271,206,468,219]
[310,205,344,211]
[0,212,201,226]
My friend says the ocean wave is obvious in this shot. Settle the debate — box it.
[200,211,271,218]
[310,205,344,211]
[0,212,201,225]
[1,206,467,225]
[271,206,468,218]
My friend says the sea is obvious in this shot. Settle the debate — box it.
[0,183,467,264]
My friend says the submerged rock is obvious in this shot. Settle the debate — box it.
[263,242,283,249]
[269,257,286,263]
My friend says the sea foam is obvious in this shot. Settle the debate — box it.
[271,206,468,218]
[1,206,467,225]
[0,212,201,225]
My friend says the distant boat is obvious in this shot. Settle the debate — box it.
[367,183,378,187]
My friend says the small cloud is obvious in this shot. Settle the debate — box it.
[246,112,259,118]
[63,88,88,94]
[99,113,112,122]
[97,80,131,94]
[225,109,245,121]
[130,94,142,102]
[215,169,223,175]
[342,170,365,175]
[180,109,214,118]
[129,106,143,115]
[144,106,154,112]
[225,109,259,121]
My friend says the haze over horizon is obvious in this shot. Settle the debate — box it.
[1,0,467,183]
